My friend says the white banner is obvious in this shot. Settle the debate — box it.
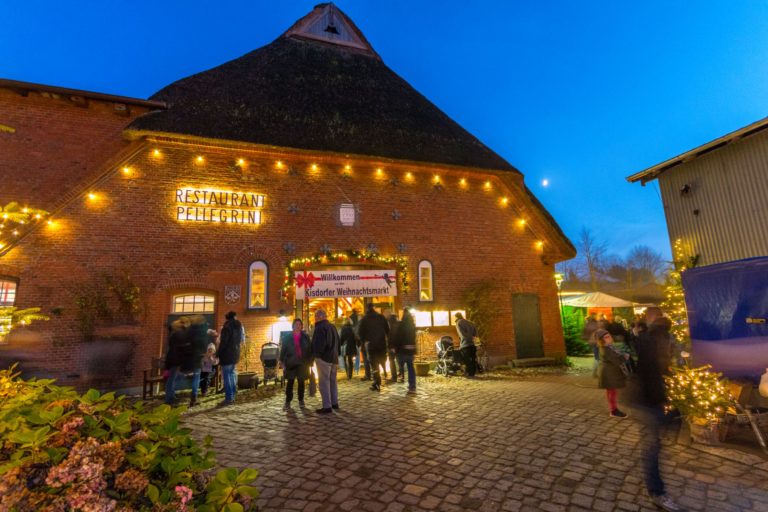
[295,269,397,300]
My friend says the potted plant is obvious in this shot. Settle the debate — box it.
[666,363,731,444]
[237,336,259,389]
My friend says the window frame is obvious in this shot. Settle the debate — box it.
[417,260,434,303]
[0,276,20,342]
[170,293,216,314]
[0,276,19,307]
[247,260,269,310]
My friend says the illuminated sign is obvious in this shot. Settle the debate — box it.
[295,269,397,299]
[174,188,265,225]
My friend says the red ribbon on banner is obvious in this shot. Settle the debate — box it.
[296,271,317,289]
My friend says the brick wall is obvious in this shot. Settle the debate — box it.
[0,87,152,207]
[2,135,570,390]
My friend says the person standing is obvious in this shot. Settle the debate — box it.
[358,303,390,391]
[164,317,189,405]
[595,328,629,418]
[387,313,400,383]
[173,315,207,408]
[454,312,478,378]
[217,311,243,406]
[279,318,311,409]
[624,307,682,512]
[350,309,370,380]
[582,314,600,377]
[393,307,417,394]
[199,342,218,397]
[339,318,357,380]
[311,309,340,414]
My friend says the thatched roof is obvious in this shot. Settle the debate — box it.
[127,4,517,172]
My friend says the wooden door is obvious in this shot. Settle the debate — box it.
[512,293,544,359]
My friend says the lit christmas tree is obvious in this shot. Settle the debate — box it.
[665,363,731,424]
[661,238,696,347]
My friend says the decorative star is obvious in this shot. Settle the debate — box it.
[397,243,407,253]
[288,203,299,214]
[389,177,400,187]
[287,165,298,176]
[283,242,296,254]
[320,244,332,254]
[433,182,444,191]
[391,209,401,220]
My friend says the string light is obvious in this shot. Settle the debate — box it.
[281,250,409,298]
[87,193,97,201]
[484,180,492,190]
[517,219,527,227]
[501,197,509,206]
[276,160,284,169]
[152,149,161,157]
[376,168,383,176]
[237,158,246,166]
[459,178,467,187]
[122,166,131,175]
[311,164,318,171]
[195,156,205,164]
[433,175,441,184]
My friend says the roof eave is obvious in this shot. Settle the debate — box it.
[626,115,768,185]
[124,128,523,176]
[0,78,167,110]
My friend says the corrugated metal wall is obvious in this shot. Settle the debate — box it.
[658,130,768,266]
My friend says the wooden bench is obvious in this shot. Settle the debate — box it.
[142,356,165,400]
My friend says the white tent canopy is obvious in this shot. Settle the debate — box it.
[561,291,634,308]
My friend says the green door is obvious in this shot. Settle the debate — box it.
[512,293,544,359]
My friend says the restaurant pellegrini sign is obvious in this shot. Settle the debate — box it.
[295,269,397,300]
[174,188,265,225]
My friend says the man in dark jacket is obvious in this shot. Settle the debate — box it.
[217,311,243,405]
[339,319,358,380]
[358,303,390,391]
[454,312,478,377]
[312,309,340,414]
[624,307,681,512]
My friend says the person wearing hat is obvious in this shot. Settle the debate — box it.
[594,328,629,418]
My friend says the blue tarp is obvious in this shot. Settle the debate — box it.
[682,257,768,381]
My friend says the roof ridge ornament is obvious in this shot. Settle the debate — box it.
[283,3,381,60]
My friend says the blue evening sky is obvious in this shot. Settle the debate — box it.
[4,1,768,262]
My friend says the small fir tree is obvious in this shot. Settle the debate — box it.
[661,239,697,347]
[665,363,731,424]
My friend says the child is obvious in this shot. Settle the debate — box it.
[595,328,629,418]
[200,342,218,397]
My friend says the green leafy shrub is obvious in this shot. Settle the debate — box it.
[0,367,259,511]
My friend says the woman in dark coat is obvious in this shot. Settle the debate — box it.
[393,308,417,393]
[596,328,629,418]
[164,317,189,405]
[279,318,312,409]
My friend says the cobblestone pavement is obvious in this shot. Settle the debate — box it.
[183,374,768,512]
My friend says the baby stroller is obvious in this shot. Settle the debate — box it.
[435,336,462,377]
[259,342,284,387]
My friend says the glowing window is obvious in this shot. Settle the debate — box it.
[0,279,17,307]
[0,278,18,341]
[418,260,433,302]
[248,261,268,310]
[432,310,450,326]
[172,294,215,314]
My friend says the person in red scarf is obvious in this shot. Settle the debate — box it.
[279,318,312,410]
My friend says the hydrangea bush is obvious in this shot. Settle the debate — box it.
[0,367,258,511]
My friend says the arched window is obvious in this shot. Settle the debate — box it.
[418,260,433,302]
[171,293,215,314]
[248,261,268,310]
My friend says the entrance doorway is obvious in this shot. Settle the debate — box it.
[512,293,544,359]
[304,295,395,328]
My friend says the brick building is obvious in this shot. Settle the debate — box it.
[0,4,574,390]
